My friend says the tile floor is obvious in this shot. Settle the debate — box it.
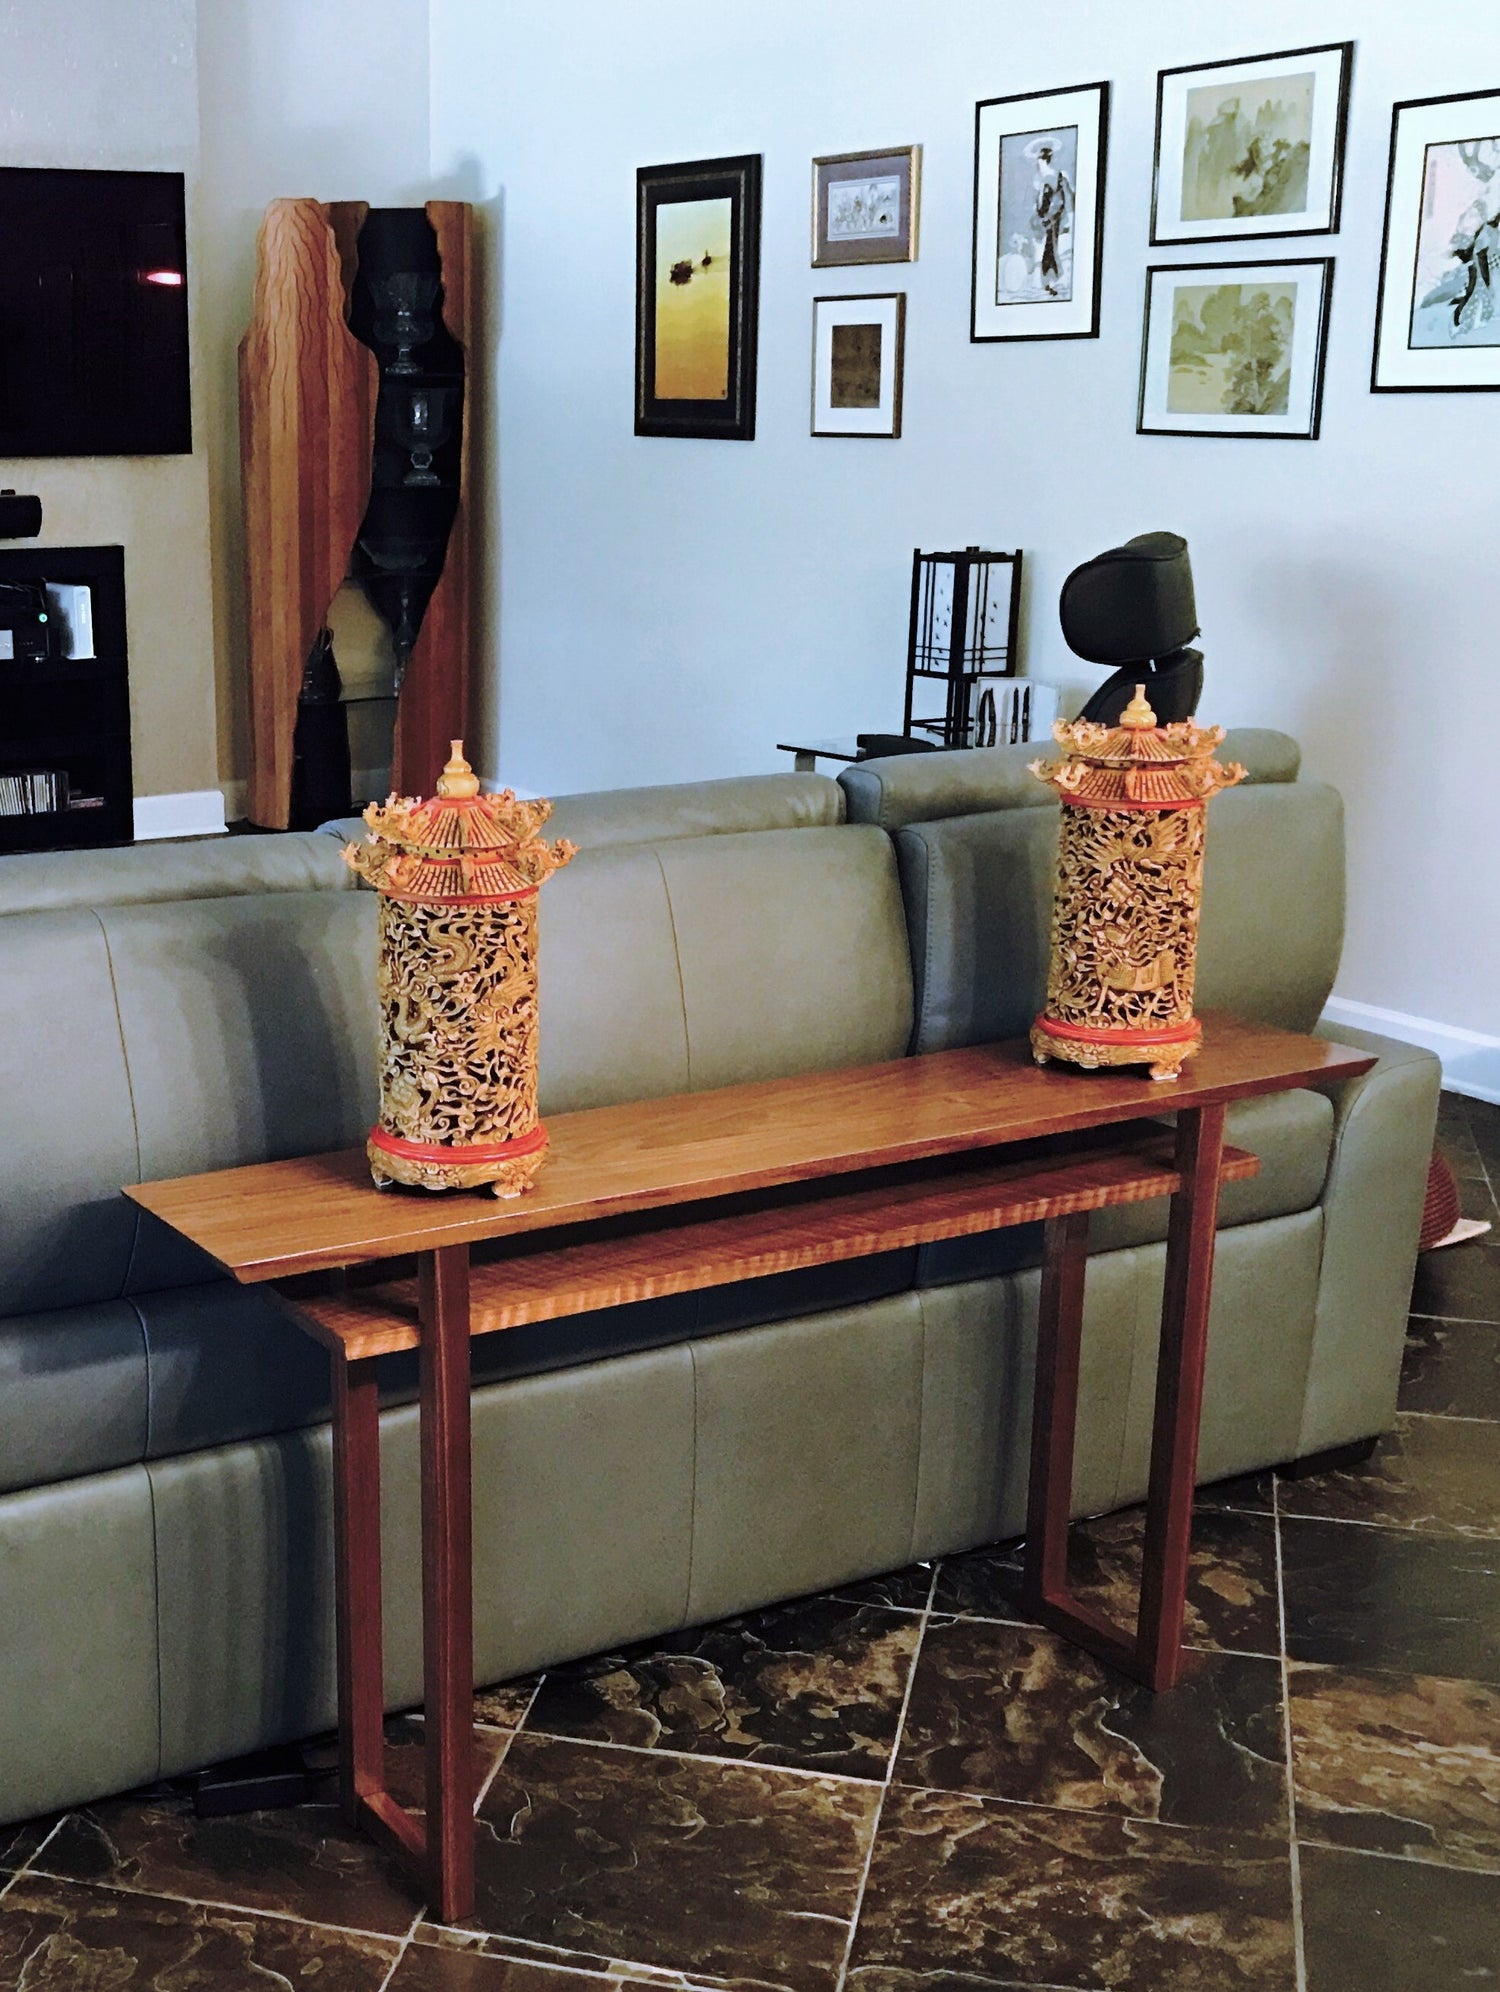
[2,1096,1498,1992]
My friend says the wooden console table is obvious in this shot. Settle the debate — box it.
[126,1014,1372,1921]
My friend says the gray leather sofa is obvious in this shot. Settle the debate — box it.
[0,735,1439,1826]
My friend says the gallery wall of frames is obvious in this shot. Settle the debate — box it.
[634,44,1500,447]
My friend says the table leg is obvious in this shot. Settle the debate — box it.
[419,1243,476,1923]
[1137,1102,1228,1689]
[1024,1210,1091,1612]
[793,750,816,772]
[332,1356,384,1827]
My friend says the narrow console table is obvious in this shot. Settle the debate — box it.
[127,1014,1372,1921]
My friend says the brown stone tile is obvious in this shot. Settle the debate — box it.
[402,1927,725,1990]
[302,1717,510,1815]
[33,1787,422,1935]
[1290,1663,1500,1871]
[1280,1517,1500,1682]
[1194,1469,1275,1514]
[523,1597,920,1779]
[847,1785,1295,1991]
[893,1617,1285,1834]
[0,1816,56,1877]
[466,1730,878,1991]
[1411,1239,1500,1324]
[1277,1414,1500,1537]
[1401,1316,1500,1421]
[934,1505,1280,1656]
[0,1871,399,1987]
[474,1679,542,1729]
[828,1563,935,1612]
[1300,1844,1500,1991]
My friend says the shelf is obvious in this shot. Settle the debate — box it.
[0,655,121,690]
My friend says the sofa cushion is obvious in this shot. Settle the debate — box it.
[323,770,845,855]
[839,726,1301,831]
[0,910,140,1316]
[0,1301,148,1494]
[894,777,1344,1057]
[0,832,354,918]
[655,825,913,1089]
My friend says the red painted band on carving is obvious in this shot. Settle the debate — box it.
[1033,1017,1200,1047]
[1056,793,1207,812]
[368,1123,548,1164]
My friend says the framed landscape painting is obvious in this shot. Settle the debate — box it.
[812,146,919,266]
[1373,90,1500,391]
[1138,258,1334,439]
[811,293,905,437]
[971,81,1109,342]
[635,154,761,439]
[1152,43,1352,245]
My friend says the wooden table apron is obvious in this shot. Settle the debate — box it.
[124,1019,1374,1923]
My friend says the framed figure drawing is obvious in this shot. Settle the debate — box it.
[635,154,761,439]
[1138,258,1333,439]
[1152,44,1352,245]
[971,82,1108,342]
[1373,90,1500,391]
[812,147,919,266]
[811,293,905,437]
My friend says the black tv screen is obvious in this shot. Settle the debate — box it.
[0,167,191,456]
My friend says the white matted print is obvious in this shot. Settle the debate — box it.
[972,82,1108,341]
[811,293,905,437]
[1374,90,1500,391]
[1152,44,1351,245]
[1138,259,1333,439]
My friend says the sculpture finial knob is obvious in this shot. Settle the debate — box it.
[1120,683,1158,730]
[436,740,480,799]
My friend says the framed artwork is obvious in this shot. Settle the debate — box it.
[971,82,1109,342]
[635,154,761,440]
[1373,91,1500,392]
[811,293,905,437]
[1152,43,1352,245]
[811,146,920,266]
[1137,258,1334,440]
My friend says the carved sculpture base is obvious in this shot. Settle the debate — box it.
[1030,1017,1201,1082]
[367,1123,550,1197]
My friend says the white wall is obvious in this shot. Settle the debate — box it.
[0,0,218,802]
[432,0,1499,1045]
[195,0,434,793]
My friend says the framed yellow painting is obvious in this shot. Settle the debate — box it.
[635,154,761,439]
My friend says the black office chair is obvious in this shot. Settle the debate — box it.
[1062,531,1204,726]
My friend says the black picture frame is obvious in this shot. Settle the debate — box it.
[635,154,761,440]
[970,81,1109,344]
[1150,43,1353,247]
[1372,91,1500,393]
[1136,256,1334,441]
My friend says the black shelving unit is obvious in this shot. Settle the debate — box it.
[0,544,132,854]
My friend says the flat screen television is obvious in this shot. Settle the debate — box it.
[0,167,191,456]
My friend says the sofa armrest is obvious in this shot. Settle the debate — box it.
[1297,1023,1442,1456]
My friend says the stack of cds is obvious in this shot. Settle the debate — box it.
[0,769,68,816]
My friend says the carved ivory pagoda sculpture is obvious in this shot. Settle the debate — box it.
[344,743,576,1195]
[1029,685,1244,1082]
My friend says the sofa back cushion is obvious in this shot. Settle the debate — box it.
[840,727,1301,832]
[0,832,354,918]
[894,778,1344,1055]
[322,769,845,856]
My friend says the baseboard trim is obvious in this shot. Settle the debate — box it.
[216,772,389,830]
[133,789,228,841]
[1320,995,1500,1106]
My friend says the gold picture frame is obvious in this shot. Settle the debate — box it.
[811,146,920,267]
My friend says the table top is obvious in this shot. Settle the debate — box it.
[124,1014,1373,1285]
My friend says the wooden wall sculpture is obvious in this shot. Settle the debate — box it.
[240,198,475,828]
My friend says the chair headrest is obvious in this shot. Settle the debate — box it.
[1059,531,1199,667]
